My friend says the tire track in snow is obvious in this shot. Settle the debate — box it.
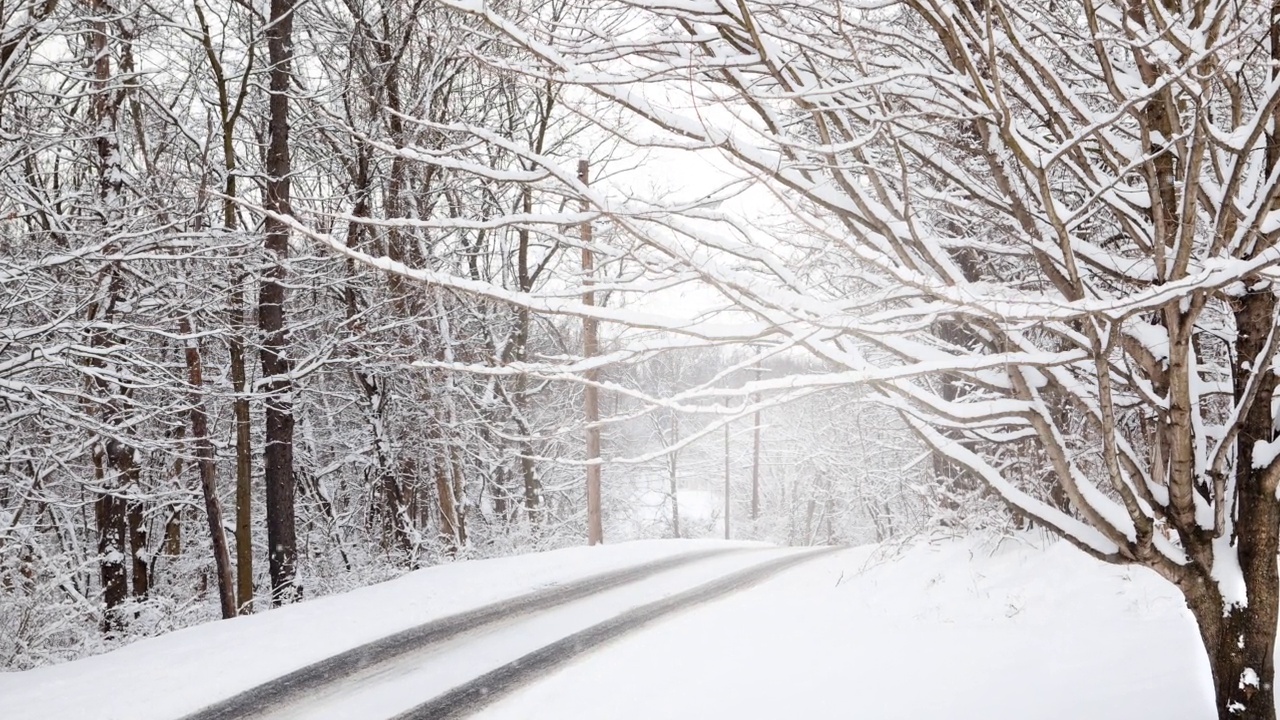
[393,546,843,720]
[179,547,750,720]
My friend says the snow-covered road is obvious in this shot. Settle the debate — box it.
[181,545,752,720]
[476,538,1215,720]
[2,536,1217,720]
[210,547,827,720]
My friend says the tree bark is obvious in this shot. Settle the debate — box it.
[668,412,680,539]
[126,492,148,599]
[435,458,462,553]
[723,420,731,541]
[196,0,256,616]
[93,449,127,632]
[1189,288,1280,720]
[515,191,542,521]
[1195,8,1280,719]
[84,0,134,630]
[230,287,254,613]
[1183,566,1278,720]
[179,318,238,620]
[579,160,602,546]
[750,370,762,521]
[261,0,299,606]
[342,146,412,560]
[356,370,412,558]
[511,86,558,523]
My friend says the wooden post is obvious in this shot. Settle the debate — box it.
[580,159,603,546]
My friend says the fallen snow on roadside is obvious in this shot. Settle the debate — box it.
[0,539,762,720]
[475,535,1214,720]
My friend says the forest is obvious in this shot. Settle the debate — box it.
[0,0,927,671]
[4,0,1280,718]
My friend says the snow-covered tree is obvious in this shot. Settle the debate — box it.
[301,1,1280,716]
[0,0,609,665]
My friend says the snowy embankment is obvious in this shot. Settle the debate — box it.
[1,536,1213,720]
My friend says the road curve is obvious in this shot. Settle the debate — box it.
[392,546,842,720]
[178,547,747,720]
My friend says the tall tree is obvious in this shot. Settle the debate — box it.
[84,0,133,630]
[260,0,299,605]
[192,0,257,614]
[312,1,1280,717]
[1,0,619,665]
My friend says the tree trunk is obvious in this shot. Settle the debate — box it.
[162,511,181,556]
[1189,288,1280,720]
[668,412,680,539]
[196,0,256,614]
[1212,11,1280,718]
[435,458,461,553]
[515,184,542,522]
[803,480,817,547]
[723,419,731,541]
[341,159,412,560]
[357,372,412,558]
[492,466,509,520]
[450,447,468,547]
[93,448,127,632]
[180,317,238,620]
[261,0,299,606]
[127,495,148,599]
[579,160,602,546]
[102,440,146,603]
[84,0,133,631]
[750,385,761,521]
[513,304,542,522]
[230,297,254,613]
[1184,573,1279,720]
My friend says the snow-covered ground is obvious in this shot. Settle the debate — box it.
[476,535,1213,719]
[0,535,1214,719]
[0,540,762,720]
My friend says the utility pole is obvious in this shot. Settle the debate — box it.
[580,159,603,546]
[724,419,731,540]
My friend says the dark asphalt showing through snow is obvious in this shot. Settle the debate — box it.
[178,546,748,720]
[392,546,842,720]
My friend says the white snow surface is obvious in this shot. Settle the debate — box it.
[1,535,1215,719]
[0,539,760,720]
[475,535,1214,720]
